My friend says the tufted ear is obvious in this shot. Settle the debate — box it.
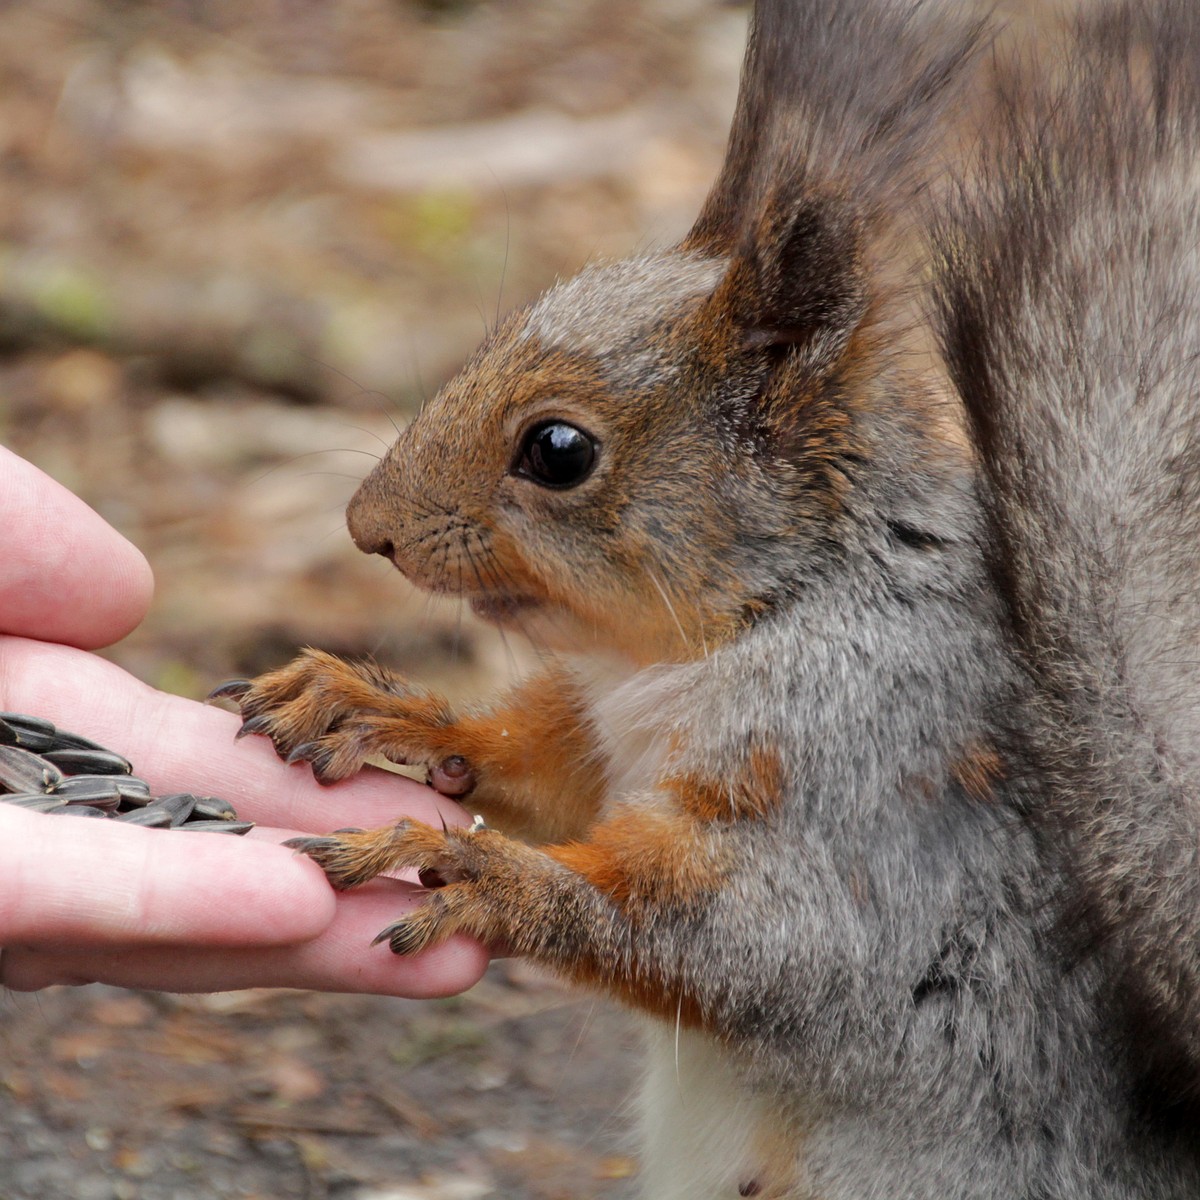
[731,192,868,375]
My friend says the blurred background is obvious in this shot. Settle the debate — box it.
[0,0,745,700]
[0,2,745,1198]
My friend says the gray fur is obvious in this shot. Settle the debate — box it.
[934,0,1200,1105]
[564,0,1200,1193]
[522,252,725,388]
[690,0,986,251]
[584,499,1191,1197]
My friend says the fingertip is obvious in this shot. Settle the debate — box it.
[247,840,342,942]
[80,540,155,649]
[389,934,492,999]
[0,448,156,649]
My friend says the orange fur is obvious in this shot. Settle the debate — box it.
[232,650,603,843]
[951,741,1004,803]
[289,809,727,1027]
[667,745,785,823]
[550,808,730,910]
[449,673,606,842]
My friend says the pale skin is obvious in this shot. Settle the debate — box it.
[0,445,489,996]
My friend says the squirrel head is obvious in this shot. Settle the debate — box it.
[346,188,937,664]
[348,4,981,664]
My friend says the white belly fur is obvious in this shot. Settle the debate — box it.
[638,1020,775,1200]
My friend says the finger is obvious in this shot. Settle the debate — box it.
[0,881,491,996]
[0,446,154,648]
[0,636,471,832]
[0,805,336,946]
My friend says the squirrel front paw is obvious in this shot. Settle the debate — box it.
[210,648,471,791]
[286,816,517,955]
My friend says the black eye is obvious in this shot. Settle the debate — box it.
[514,421,598,489]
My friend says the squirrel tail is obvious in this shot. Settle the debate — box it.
[933,0,1200,1107]
[687,0,987,255]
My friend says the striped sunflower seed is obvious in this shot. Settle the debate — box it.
[0,745,62,793]
[0,714,253,835]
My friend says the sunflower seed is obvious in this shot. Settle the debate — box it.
[0,794,68,812]
[0,713,55,736]
[0,720,55,752]
[62,791,120,812]
[52,777,122,796]
[45,729,116,754]
[153,793,197,827]
[52,777,123,802]
[0,713,58,752]
[43,748,134,776]
[113,789,155,808]
[54,776,151,804]
[0,712,251,834]
[192,795,239,821]
[0,745,62,793]
[177,819,255,835]
[115,805,175,827]
[70,776,152,801]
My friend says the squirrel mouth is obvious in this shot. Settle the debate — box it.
[469,592,539,624]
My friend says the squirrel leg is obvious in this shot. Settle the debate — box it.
[287,804,733,1023]
[214,649,604,842]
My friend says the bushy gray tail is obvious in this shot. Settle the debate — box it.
[687,0,986,254]
[933,1,1200,1105]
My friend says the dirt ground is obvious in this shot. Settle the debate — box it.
[0,967,642,1200]
[0,1,745,1196]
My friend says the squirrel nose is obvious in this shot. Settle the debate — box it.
[365,536,396,563]
[348,515,396,564]
[346,476,398,563]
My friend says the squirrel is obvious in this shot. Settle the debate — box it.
[213,0,1200,1195]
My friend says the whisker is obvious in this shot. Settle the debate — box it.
[341,423,396,454]
[450,593,465,666]
[495,177,512,327]
[473,299,491,338]
[319,520,352,547]
[241,447,379,491]
[464,538,542,655]
[675,992,684,1084]
[298,351,387,402]
[394,527,449,557]
[299,470,376,483]
[647,569,692,657]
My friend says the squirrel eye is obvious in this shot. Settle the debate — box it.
[514,421,598,489]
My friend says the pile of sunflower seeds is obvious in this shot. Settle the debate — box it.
[0,712,253,833]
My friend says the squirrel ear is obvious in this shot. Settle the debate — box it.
[733,193,868,373]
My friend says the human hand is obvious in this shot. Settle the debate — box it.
[0,447,489,996]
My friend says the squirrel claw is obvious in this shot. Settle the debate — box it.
[235,715,272,740]
[371,919,409,952]
[373,909,440,956]
[285,741,321,765]
[281,738,352,785]
[282,833,367,889]
[207,679,253,704]
[282,834,338,855]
